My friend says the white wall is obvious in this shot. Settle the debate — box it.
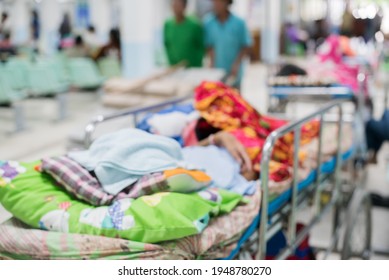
[40,0,61,55]
[261,0,281,64]
[120,0,155,78]
[88,0,111,43]
[231,0,250,20]
[10,0,30,45]
[283,0,300,24]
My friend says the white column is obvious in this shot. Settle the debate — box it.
[11,0,30,45]
[120,0,155,79]
[261,0,281,64]
[40,0,61,55]
[231,0,250,20]
[283,0,300,24]
[153,0,170,66]
[88,0,111,43]
[187,0,196,15]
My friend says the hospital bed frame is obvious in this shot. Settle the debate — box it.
[268,84,356,114]
[267,62,371,118]
[258,99,370,260]
[81,96,371,260]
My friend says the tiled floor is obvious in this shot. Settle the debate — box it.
[1,62,389,259]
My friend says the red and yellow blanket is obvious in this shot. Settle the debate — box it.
[195,81,320,182]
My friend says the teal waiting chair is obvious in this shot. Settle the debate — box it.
[68,58,105,89]
[0,68,27,132]
[97,57,122,79]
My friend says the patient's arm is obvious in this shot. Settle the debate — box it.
[198,131,253,174]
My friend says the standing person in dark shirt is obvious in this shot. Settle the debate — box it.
[94,28,121,60]
[59,13,72,39]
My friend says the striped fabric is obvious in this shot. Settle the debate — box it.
[41,156,168,206]
[118,173,168,201]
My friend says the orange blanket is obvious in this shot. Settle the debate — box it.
[195,81,320,182]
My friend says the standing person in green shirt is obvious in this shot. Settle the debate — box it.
[164,0,204,67]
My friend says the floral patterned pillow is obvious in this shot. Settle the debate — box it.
[0,161,243,244]
[0,161,27,187]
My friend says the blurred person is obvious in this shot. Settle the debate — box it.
[164,0,204,67]
[340,2,353,37]
[0,32,16,57]
[94,28,121,60]
[366,110,389,164]
[84,25,101,50]
[30,10,40,52]
[0,32,12,48]
[64,35,88,58]
[59,13,72,39]
[0,12,11,38]
[310,19,329,48]
[31,10,40,41]
[204,0,252,89]
[285,22,308,51]
[365,7,383,42]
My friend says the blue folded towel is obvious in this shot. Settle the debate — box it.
[68,129,184,195]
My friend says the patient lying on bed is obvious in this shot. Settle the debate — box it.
[0,128,252,245]
[197,131,255,181]
[189,81,319,182]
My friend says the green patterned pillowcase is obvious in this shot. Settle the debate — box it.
[0,161,243,244]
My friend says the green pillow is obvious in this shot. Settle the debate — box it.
[0,161,243,244]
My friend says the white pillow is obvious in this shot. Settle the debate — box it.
[147,111,199,138]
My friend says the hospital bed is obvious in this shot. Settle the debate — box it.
[267,63,369,116]
[71,94,371,260]
[0,101,370,260]
[257,99,370,260]
[267,49,379,121]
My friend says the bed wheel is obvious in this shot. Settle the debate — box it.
[341,188,372,260]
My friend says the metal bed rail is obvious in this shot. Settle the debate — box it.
[81,67,229,147]
[82,92,361,260]
[258,99,349,259]
[267,84,355,113]
[267,60,371,117]
[83,93,193,148]
[269,86,353,98]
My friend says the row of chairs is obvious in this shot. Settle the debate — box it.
[0,55,122,133]
[1,55,121,94]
